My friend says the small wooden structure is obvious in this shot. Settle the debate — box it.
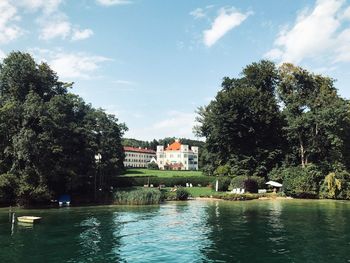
[17,216,42,224]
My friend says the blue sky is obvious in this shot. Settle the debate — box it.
[1,0,350,140]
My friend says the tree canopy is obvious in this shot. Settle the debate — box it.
[196,60,350,199]
[0,52,126,205]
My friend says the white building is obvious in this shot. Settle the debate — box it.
[123,146,156,168]
[156,140,199,170]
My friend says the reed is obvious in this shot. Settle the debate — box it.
[114,188,162,205]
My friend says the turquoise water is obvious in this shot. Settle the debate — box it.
[1,200,350,262]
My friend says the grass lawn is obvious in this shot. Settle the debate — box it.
[163,186,217,198]
[185,187,217,197]
[122,168,204,177]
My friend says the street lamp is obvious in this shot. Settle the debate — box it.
[94,153,102,202]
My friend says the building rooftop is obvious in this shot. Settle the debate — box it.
[166,141,182,151]
[123,146,156,154]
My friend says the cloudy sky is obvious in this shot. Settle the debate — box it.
[1,0,350,140]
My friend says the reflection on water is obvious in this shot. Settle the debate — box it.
[0,200,350,262]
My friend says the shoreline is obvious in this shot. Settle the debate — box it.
[2,196,349,210]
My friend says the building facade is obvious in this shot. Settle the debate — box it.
[156,140,199,170]
[123,146,156,168]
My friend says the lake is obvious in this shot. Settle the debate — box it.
[1,200,350,262]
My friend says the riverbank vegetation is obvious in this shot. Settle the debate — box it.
[0,52,126,206]
[195,60,350,200]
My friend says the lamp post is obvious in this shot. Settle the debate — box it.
[94,153,102,202]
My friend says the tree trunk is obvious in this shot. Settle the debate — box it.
[299,135,306,168]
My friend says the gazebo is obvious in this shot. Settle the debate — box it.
[266,181,283,192]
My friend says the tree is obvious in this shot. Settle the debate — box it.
[0,52,126,205]
[278,63,350,170]
[195,60,284,177]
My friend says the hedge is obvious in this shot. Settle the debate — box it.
[112,176,216,188]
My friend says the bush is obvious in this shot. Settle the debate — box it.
[249,176,266,189]
[176,188,189,200]
[320,170,350,200]
[212,193,260,201]
[244,178,258,193]
[230,176,246,189]
[147,162,159,170]
[230,175,265,193]
[114,188,162,205]
[268,165,321,198]
[211,177,231,191]
[0,173,18,204]
[214,164,231,176]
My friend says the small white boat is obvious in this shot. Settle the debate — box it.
[17,216,42,224]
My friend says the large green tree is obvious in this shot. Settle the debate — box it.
[195,61,284,177]
[0,52,126,205]
[278,63,350,170]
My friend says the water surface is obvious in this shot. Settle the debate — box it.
[1,200,350,262]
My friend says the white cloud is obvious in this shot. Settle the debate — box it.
[265,0,350,64]
[30,48,111,79]
[71,28,94,41]
[96,0,131,6]
[14,0,93,42]
[152,111,198,138]
[18,0,62,14]
[203,7,251,47]
[113,80,136,86]
[125,111,199,140]
[0,1,23,44]
[39,15,71,40]
[190,8,206,19]
[50,53,110,79]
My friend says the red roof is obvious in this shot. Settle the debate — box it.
[166,141,182,151]
[123,146,156,154]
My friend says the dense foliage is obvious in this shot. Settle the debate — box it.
[147,162,159,170]
[196,60,350,199]
[0,52,126,205]
[175,187,189,200]
[211,177,230,191]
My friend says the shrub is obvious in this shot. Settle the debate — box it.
[147,162,159,170]
[230,175,265,193]
[268,165,321,198]
[320,170,350,200]
[214,164,231,176]
[211,177,231,191]
[230,176,246,189]
[0,173,18,204]
[249,176,266,189]
[212,193,260,201]
[114,188,162,205]
[176,188,189,200]
[244,178,258,193]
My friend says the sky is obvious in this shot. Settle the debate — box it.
[1,0,350,141]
